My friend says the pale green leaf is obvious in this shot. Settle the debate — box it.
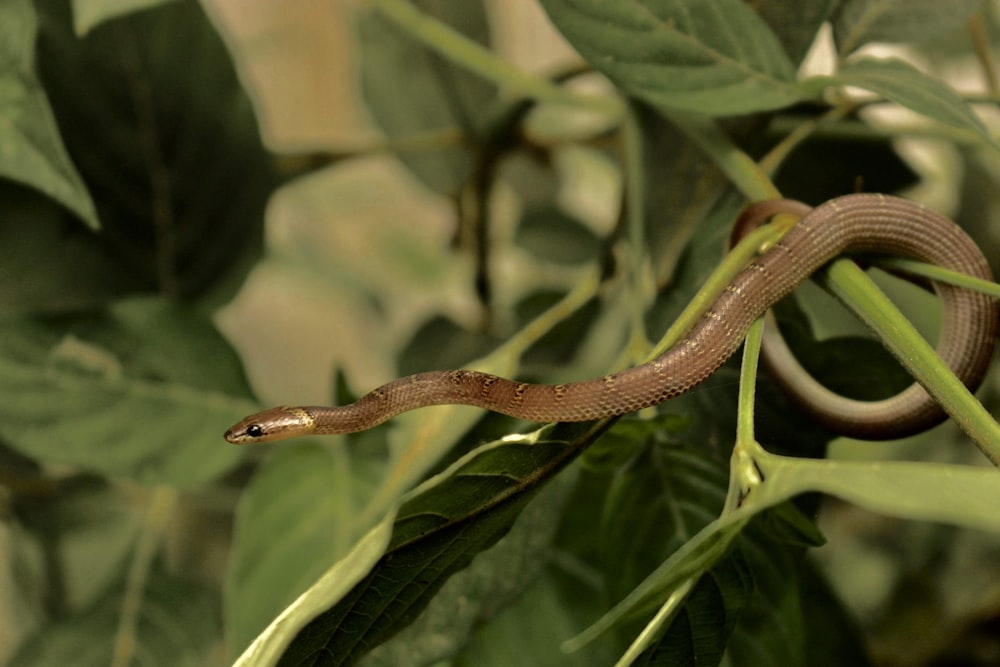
[809,58,989,141]
[754,452,1000,532]
[232,515,396,667]
[71,0,180,35]
[225,444,373,658]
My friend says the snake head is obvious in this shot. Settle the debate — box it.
[224,406,316,444]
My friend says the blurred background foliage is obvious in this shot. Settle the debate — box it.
[2,1,1000,666]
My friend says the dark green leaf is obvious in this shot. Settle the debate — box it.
[811,58,989,140]
[599,445,729,606]
[770,109,919,202]
[276,420,614,666]
[36,0,275,305]
[0,298,253,487]
[833,0,983,55]
[360,467,574,666]
[398,315,502,378]
[539,0,801,115]
[757,0,838,65]
[516,206,601,265]
[0,183,139,313]
[637,551,753,667]
[0,0,98,229]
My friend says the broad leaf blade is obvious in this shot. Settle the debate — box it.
[276,420,613,666]
[10,571,219,667]
[0,0,98,229]
[833,0,983,55]
[634,552,753,667]
[358,0,497,194]
[539,0,801,115]
[36,0,275,305]
[359,468,575,666]
[0,298,253,487]
[226,444,371,658]
[810,58,989,141]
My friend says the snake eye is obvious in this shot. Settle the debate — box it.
[246,424,264,438]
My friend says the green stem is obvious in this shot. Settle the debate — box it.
[665,112,779,201]
[735,317,764,444]
[647,223,783,360]
[820,259,1000,465]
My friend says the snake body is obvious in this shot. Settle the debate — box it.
[225,194,998,444]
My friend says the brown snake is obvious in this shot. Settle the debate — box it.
[225,193,998,445]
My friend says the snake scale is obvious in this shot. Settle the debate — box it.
[225,194,998,444]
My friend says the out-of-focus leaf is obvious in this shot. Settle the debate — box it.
[13,477,144,610]
[832,0,983,55]
[0,298,254,487]
[358,0,497,194]
[516,206,601,265]
[539,0,800,115]
[71,0,181,35]
[0,0,98,229]
[232,516,396,667]
[397,315,502,378]
[807,58,989,141]
[36,0,275,305]
[9,570,219,667]
[0,183,137,313]
[757,0,837,64]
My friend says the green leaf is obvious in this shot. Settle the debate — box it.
[0,298,253,487]
[538,0,801,115]
[808,58,989,141]
[13,478,145,610]
[832,0,983,55]
[516,206,601,266]
[36,0,275,305]
[275,420,612,666]
[359,468,575,666]
[0,0,99,229]
[454,574,617,666]
[0,183,133,313]
[599,444,729,606]
[753,452,1000,533]
[756,0,837,65]
[9,570,219,667]
[233,515,396,667]
[636,551,753,667]
[358,0,497,194]
[225,445,368,658]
